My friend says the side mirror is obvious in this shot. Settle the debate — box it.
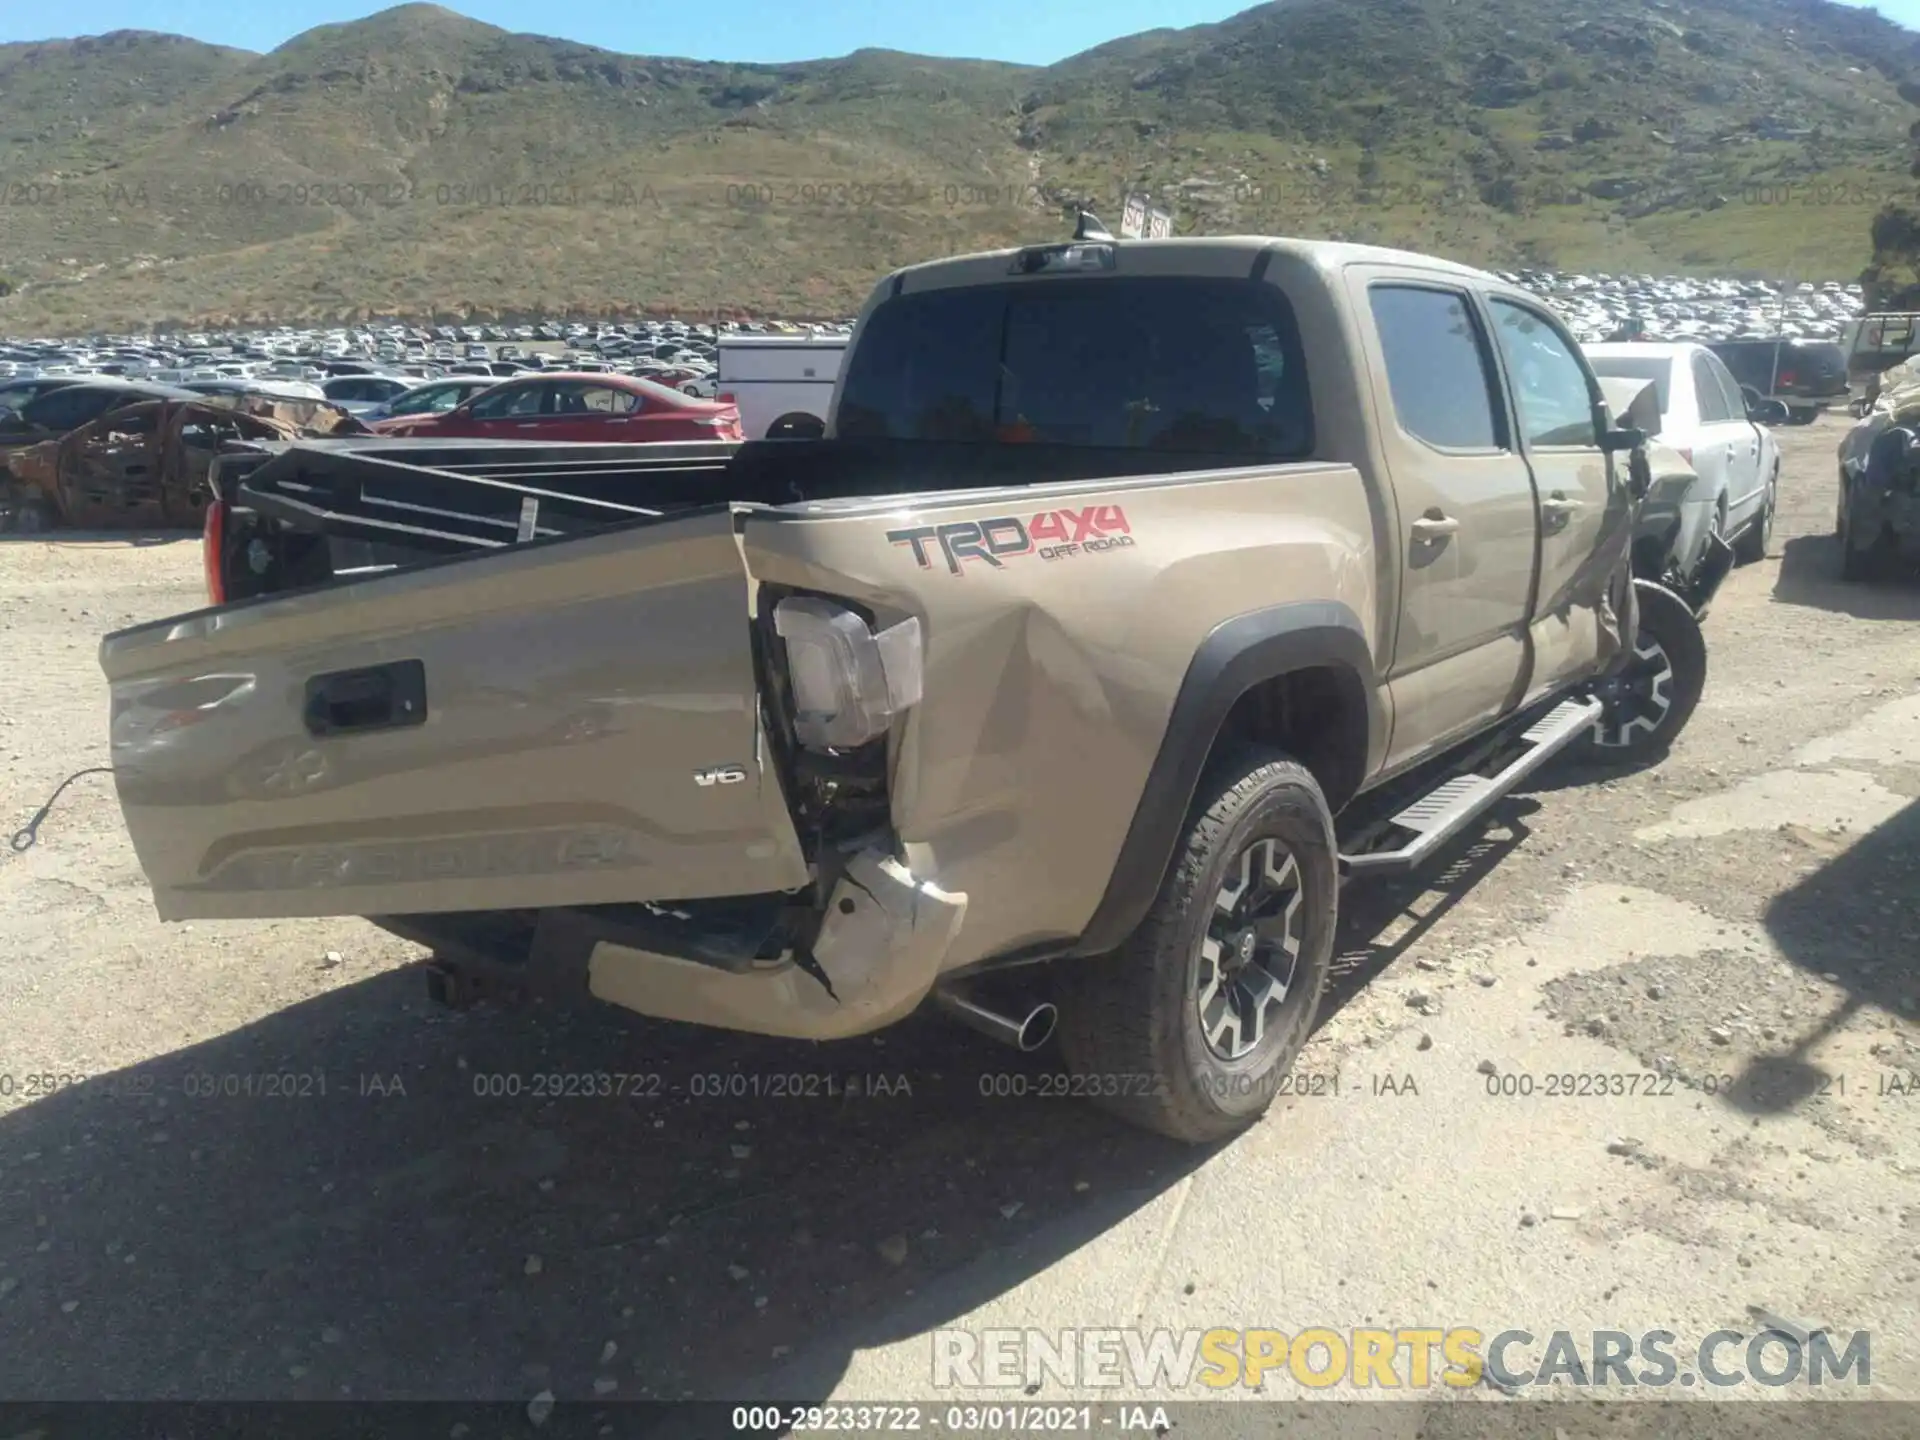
[1749,398,1790,426]
[1599,425,1645,454]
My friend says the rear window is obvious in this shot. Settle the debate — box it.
[836,276,1312,456]
[1587,356,1673,418]
[1854,316,1920,359]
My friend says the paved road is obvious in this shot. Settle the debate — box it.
[0,414,1914,1430]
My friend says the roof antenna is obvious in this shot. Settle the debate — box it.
[1073,210,1114,241]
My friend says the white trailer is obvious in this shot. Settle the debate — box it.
[716,335,847,439]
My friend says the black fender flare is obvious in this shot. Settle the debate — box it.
[1071,601,1382,958]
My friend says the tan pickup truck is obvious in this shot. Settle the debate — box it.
[98,223,1708,1141]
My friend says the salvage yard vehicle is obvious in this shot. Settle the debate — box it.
[1846,312,1920,413]
[0,380,200,460]
[1586,342,1784,572]
[1593,376,1736,616]
[363,377,500,428]
[372,371,743,443]
[1836,355,1920,581]
[321,374,414,417]
[2,393,367,532]
[715,334,848,439]
[99,225,1707,1143]
[1707,337,1848,425]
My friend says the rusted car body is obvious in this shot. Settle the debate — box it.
[2,395,367,531]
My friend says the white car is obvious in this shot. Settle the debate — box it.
[1586,341,1783,570]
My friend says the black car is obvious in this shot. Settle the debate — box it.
[0,375,90,417]
[1706,338,1847,424]
[0,381,199,453]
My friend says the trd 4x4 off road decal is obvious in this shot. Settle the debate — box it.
[887,505,1135,576]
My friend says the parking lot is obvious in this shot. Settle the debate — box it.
[0,413,1915,1419]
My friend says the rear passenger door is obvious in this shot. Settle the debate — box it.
[1697,351,1763,527]
[1361,279,1538,768]
[1485,297,1618,697]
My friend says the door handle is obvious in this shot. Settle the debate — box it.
[303,660,428,737]
[1411,513,1460,541]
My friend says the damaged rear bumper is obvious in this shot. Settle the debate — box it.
[587,849,967,1041]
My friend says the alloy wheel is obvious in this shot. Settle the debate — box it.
[1592,635,1675,747]
[1195,837,1304,1060]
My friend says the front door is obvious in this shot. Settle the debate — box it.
[1358,277,1540,769]
[454,380,548,438]
[1485,297,1621,698]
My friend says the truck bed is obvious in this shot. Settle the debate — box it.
[218,434,1288,600]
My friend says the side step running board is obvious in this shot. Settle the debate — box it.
[1339,696,1604,878]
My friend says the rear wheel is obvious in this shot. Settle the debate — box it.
[1056,749,1336,1143]
[1583,582,1706,764]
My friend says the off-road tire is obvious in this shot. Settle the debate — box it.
[1838,479,1890,583]
[1733,467,1776,564]
[1839,502,1872,581]
[1055,748,1337,1143]
[1582,582,1706,764]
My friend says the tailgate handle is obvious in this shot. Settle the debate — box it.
[304,660,427,738]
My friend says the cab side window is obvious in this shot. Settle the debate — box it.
[1488,300,1599,448]
[1368,285,1505,451]
[1691,354,1734,423]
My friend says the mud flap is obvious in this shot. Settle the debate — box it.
[586,849,967,1041]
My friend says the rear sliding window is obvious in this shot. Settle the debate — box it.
[836,277,1313,456]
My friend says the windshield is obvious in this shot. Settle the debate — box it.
[390,385,465,415]
[1587,356,1672,418]
[836,276,1313,456]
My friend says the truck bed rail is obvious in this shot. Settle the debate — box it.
[230,437,739,554]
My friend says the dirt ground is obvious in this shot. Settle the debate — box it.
[0,414,1916,1429]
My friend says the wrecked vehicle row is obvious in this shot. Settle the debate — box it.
[0,392,368,533]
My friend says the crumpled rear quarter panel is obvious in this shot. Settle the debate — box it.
[742,462,1374,969]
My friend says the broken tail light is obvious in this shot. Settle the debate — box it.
[772,597,923,752]
[202,497,227,606]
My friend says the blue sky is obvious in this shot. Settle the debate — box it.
[5,0,1908,67]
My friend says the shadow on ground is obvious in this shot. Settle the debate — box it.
[0,530,192,547]
[1771,533,1920,620]
[0,803,1546,1411]
[1731,795,1920,1115]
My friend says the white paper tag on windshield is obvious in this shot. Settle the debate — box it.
[517,496,539,543]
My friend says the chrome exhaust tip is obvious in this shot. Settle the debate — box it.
[934,983,1057,1052]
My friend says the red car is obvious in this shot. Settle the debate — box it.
[375,372,743,443]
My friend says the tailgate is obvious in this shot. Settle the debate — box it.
[99,507,810,921]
